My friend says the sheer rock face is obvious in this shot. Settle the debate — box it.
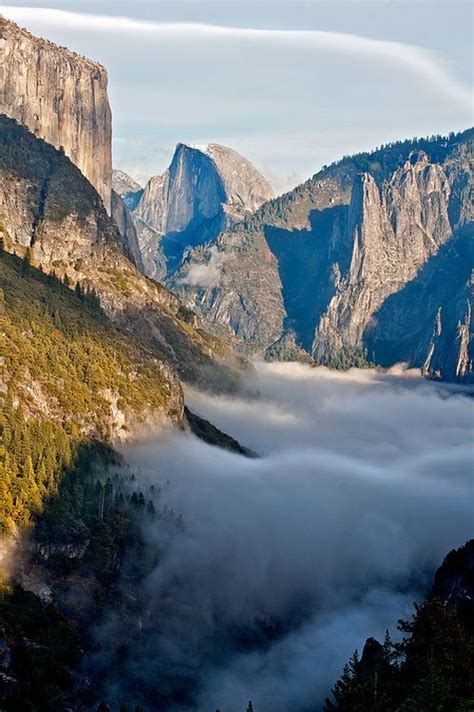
[111,190,144,271]
[0,115,247,393]
[173,225,286,348]
[0,17,112,213]
[313,153,453,359]
[176,130,473,381]
[133,143,274,281]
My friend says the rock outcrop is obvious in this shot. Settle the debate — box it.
[177,130,473,381]
[0,17,112,212]
[112,168,143,212]
[133,142,274,281]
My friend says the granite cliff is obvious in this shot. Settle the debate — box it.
[0,16,112,213]
[176,130,473,381]
[133,142,274,281]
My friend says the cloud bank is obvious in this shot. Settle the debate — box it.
[89,363,473,711]
[1,6,472,109]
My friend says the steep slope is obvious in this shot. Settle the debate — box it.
[364,227,473,381]
[0,247,183,529]
[133,142,274,281]
[0,115,246,392]
[111,189,144,270]
[312,155,450,353]
[0,17,112,213]
[177,130,473,380]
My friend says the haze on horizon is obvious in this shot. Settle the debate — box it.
[0,0,472,192]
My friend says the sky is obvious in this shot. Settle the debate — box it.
[1,1,473,191]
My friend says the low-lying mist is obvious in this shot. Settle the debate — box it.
[94,363,474,711]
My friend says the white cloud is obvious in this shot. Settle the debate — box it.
[179,245,229,288]
[1,5,472,109]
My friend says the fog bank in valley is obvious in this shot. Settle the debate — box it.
[100,363,473,711]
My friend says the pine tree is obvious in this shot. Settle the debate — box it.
[75,281,83,301]
[21,252,30,277]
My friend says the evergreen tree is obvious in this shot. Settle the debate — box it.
[21,252,30,277]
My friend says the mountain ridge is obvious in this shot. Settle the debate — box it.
[173,128,473,381]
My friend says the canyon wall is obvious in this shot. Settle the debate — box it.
[174,130,473,381]
[0,16,112,213]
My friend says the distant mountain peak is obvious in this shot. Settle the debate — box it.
[112,168,142,197]
[132,140,274,281]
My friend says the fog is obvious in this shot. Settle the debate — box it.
[96,363,473,711]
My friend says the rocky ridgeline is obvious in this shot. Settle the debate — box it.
[175,131,473,381]
[0,16,112,213]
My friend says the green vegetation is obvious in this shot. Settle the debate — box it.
[34,441,162,581]
[107,267,133,295]
[324,595,474,711]
[325,128,474,187]
[0,583,82,711]
[184,406,256,457]
[0,248,178,529]
[264,333,314,364]
[0,440,166,711]
[0,400,76,530]
[325,346,373,371]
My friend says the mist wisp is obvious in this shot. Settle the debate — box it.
[92,363,474,711]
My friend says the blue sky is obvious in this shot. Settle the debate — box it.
[1,1,472,191]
